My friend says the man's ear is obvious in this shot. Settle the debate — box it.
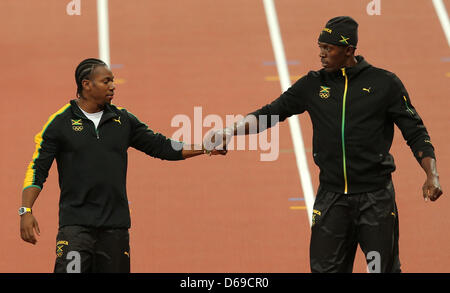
[345,46,356,57]
[81,79,91,92]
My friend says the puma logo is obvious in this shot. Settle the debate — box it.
[113,116,121,124]
[124,251,129,258]
[362,87,371,93]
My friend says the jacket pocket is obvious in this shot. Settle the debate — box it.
[378,153,396,175]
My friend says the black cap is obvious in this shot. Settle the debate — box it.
[318,16,358,47]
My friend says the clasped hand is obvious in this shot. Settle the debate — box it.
[203,128,233,156]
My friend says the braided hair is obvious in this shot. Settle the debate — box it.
[75,58,107,98]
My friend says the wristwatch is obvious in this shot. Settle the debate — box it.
[18,207,32,216]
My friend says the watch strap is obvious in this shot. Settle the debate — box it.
[19,207,32,216]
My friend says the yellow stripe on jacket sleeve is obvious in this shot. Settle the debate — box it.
[23,103,71,190]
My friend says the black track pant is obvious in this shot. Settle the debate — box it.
[54,225,130,273]
[310,181,401,273]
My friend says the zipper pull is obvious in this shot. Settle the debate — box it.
[341,67,346,76]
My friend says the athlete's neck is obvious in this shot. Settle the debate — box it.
[343,56,358,68]
[76,97,105,113]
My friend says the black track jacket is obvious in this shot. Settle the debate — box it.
[23,100,184,228]
[250,56,435,194]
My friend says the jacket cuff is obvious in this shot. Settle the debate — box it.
[414,148,436,164]
[22,185,42,192]
[169,140,185,160]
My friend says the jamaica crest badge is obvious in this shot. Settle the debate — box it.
[56,240,69,258]
[319,86,331,99]
[71,119,83,131]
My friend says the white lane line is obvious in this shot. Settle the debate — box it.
[97,0,111,66]
[262,0,315,227]
[432,0,450,47]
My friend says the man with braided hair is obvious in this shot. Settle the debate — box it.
[19,58,226,273]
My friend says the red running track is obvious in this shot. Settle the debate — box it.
[0,0,448,272]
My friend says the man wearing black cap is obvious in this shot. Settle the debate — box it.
[208,16,443,272]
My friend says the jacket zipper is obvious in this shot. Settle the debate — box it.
[88,119,99,139]
[341,68,349,194]
[86,119,99,139]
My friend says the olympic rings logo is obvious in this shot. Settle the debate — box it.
[72,126,83,131]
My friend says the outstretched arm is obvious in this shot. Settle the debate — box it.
[204,75,309,151]
[182,143,227,159]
